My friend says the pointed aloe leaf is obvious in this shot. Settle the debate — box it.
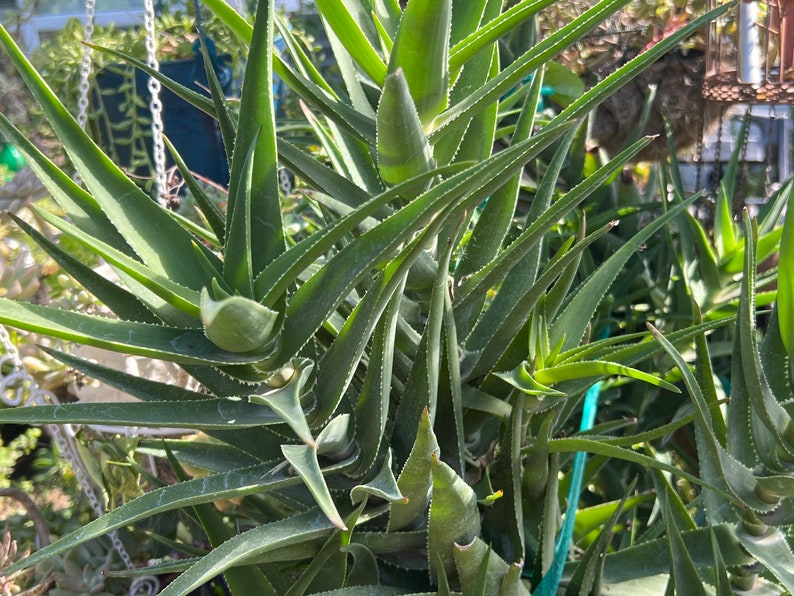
[434,293,466,475]
[277,137,372,208]
[198,35,237,166]
[566,478,638,595]
[253,163,466,309]
[282,444,348,530]
[648,324,788,513]
[0,461,321,576]
[0,112,128,253]
[200,289,280,354]
[32,206,202,318]
[372,11,394,55]
[481,394,525,564]
[279,123,572,361]
[387,0,450,127]
[164,136,226,246]
[311,240,418,428]
[392,216,458,464]
[276,52,377,144]
[87,43,216,117]
[550,193,699,352]
[285,525,348,596]
[454,76,557,286]
[465,222,613,379]
[533,361,679,393]
[455,136,653,310]
[664,497,708,595]
[454,537,510,596]
[249,359,316,447]
[735,524,794,591]
[0,25,209,290]
[449,0,557,71]
[201,0,383,144]
[0,398,290,430]
[714,184,739,260]
[316,0,386,85]
[350,451,404,505]
[430,0,633,140]
[158,510,336,596]
[450,0,488,46]
[354,288,403,475]
[9,215,157,324]
[388,407,439,532]
[736,213,794,457]
[336,135,384,200]
[496,363,565,397]
[710,528,733,596]
[434,28,498,168]
[164,449,277,596]
[373,0,401,40]
[428,454,481,582]
[572,488,653,543]
[777,182,794,360]
[0,298,276,366]
[547,436,734,502]
[501,562,530,596]
[224,125,258,297]
[377,69,434,189]
[434,1,730,145]
[275,15,335,95]
[42,346,213,404]
[226,0,283,281]
[342,543,380,587]
[596,524,753,584]
[316,414,354,459]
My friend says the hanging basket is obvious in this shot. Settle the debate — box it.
[703,0,794,103]
[91,54,232,187]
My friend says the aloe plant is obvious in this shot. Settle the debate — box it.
[4,0,793,594]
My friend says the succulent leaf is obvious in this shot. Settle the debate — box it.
[427,454,481,582]
[200,288,280,354]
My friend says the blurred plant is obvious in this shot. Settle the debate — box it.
[0,525,45,596]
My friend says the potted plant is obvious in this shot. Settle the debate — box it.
[1,0,793,594]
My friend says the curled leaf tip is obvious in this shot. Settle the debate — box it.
[200,288,280,353]
[454,536,478,551]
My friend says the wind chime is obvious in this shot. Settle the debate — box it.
[697,0,794,204]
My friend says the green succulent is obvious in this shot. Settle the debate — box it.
[1,0,793,594]
[0,242,39,302]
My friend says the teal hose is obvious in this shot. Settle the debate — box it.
[533,378,601,595]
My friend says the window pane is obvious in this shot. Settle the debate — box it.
[34,0,143,15]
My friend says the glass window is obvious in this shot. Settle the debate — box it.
[33,1,144,15]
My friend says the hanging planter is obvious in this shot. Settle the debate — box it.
[703,0,794,103]
[90,51,232,187]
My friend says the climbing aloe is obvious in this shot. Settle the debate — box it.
[3,0,791,594]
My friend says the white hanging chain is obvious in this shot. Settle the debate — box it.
[143,0,167,206]
[72,0,96,188]
[76,0,96,132]
[0,324,159,595]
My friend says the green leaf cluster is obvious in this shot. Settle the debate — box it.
[4,0,794,594]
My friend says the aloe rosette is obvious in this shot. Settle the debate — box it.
[2,0,793,594]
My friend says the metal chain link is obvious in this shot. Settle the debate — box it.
[143,0,167,206]
[76,0,96,132]
[0,324,159,595]
[72,0,97,188]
